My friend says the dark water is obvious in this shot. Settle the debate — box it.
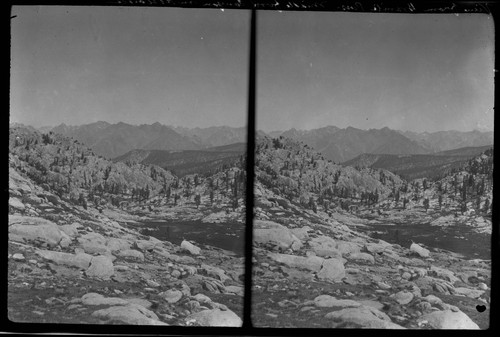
[136,220,245,257]
[133,219,490,260]
[358,222,491,260]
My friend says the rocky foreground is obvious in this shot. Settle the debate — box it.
[252,183,491,329]
[7,165,492,329]
[8,166,244,326]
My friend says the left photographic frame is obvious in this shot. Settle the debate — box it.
[8,5,249,328]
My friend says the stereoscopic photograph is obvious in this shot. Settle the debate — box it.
[8,3,494,331]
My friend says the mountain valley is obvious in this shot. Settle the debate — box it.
[8,124,493,329]
[8,125,247,326]
[251,135,493,329]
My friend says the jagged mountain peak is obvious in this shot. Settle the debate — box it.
[273,126,428,163]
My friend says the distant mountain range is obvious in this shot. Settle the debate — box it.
[269,126,493,163]
[398,129,494,153]
[171,126,247,148]
[43,121,247,159]
[342,145,493,180]
[25,122,493,169]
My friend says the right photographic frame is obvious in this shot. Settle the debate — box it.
[253,9,494,329]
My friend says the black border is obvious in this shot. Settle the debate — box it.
[4,0,499,336]
[244,7,256,330]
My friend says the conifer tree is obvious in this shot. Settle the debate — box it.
[423,198,429,211]
[483,198,490,214]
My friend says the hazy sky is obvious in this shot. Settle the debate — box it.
[257,12,494,133]
[10,6,249,128]
[11,8,495,133]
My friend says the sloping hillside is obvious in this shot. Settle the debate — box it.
[256,135,404,213]
[114,143,246,177]
[10,126,248,213]
[10,126,175,208]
